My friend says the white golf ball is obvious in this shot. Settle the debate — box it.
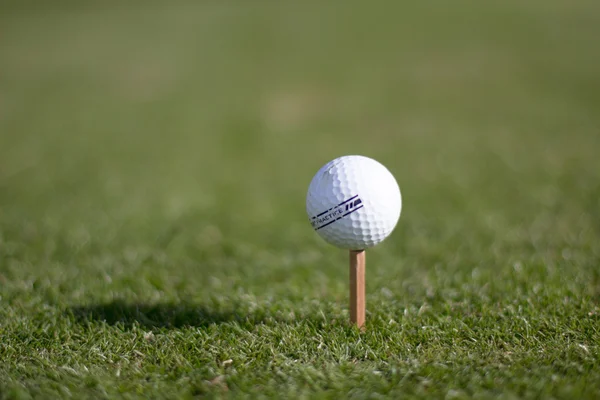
[306,155,402,250]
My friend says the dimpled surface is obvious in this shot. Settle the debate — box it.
[306,155,402,250]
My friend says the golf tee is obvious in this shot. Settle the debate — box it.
[349,249,366,329]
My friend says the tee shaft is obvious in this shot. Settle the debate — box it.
[349,250,366,329]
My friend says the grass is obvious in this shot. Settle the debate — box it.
[1,0,600,398]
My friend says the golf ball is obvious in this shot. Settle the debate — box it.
[306,155,402,250]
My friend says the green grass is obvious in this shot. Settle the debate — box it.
[1,0,600,398]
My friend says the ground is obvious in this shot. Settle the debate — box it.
[1,0,599,398]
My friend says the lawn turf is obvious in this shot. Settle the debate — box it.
[1,0,600,398]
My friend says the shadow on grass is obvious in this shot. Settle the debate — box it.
[68,300,272,330]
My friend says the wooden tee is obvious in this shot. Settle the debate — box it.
[349,250,366,329]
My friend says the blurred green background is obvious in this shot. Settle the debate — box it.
[1,0,599,397]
